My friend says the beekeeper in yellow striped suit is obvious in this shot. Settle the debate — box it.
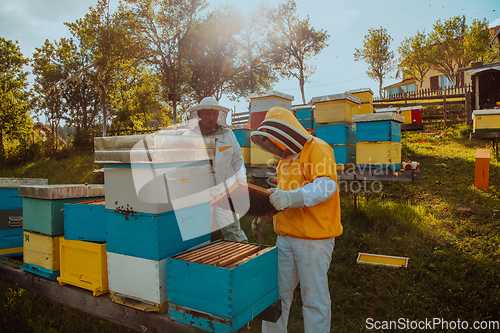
[251,107,342,333]
[184,97,247,242]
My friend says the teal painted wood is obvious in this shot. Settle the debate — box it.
[21,263,60,280]
[356,121,401,142]
[316,123,356,145]
[298,118,316,129]
[166,243,278,320]
[64,203,106,242]
[23,197,102,236]
[296,108,313,120]
[0,188,22,210]
[330,144,356,165]
[105,203,211,260]
[233,129,251,148]
[0,228,23,254]
[168,288,278,332]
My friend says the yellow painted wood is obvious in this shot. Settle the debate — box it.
[357,252,409,267]
[0,247,23,255]
[314,99,359,123]
[241,147,251,164]
[23,231,62,271]
[250,141,279,166]
[349,91,373,104]
[57,238,108,296]
[357,103,373,115]
[356,141,401,165]
[401,110,413,124]
[109,291,169,314]
[474,114,500,131]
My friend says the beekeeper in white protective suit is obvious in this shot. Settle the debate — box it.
[183,97,248,242]
[251,107,343,333]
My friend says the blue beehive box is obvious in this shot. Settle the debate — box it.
[64,199,106,242]
[330,144,356,165]
[19,185,105,236]
[167,240,278,332]
[105,203,211,261]
[298,118,316,129]
[316,123,356,145]
[356,121,401,142]
[232,127,251,148]
[0,178,47,258]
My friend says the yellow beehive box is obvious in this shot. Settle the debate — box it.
[250,141,279,166]
[23,231,62,271]
[357,252,409,268]
[356,141,402,165]
[312,93,361,123]
[357,102,373,115]
[347,88,374,104]
[472,110,500,132]
[57,238,108,296]
[241,147,251,165]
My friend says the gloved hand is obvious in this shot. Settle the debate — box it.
[269,188,304,211]
[251,216,273,233]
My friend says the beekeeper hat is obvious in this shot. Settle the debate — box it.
[187,97,230,125]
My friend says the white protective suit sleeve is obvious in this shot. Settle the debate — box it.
[298,177,337,207]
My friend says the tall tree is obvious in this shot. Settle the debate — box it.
[267,0,329,104]
[125,0,207,124]
[65,0,144,136]
[0,38,32,160]
[184,5,241,102]
[231,5,278,100]
[426,16,497,84]
[354,27,395,98]
[397,31,431,89]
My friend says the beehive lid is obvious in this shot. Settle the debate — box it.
[352,112,405,123]
[346,88,374,95]
[472,109,500,118]
[400,106,423,111]
[18,184,105,199]
[94,133,215,164]
[293,105,314,111]
[248,90,294,101]
[374,107,399,113]
[0,178,48,188]
[312,93,361,104]
[231,123,251,130]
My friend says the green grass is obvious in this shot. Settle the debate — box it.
[2,123,500,332]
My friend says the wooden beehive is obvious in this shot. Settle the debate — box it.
[330,144,356,165]
[167,240,278,332]
[249,90,294,113]
[316,123,356,145]
[473,109,500,132]
[250,140,279,167]
[22,231,62,280]
[64,198,106,242]
[57,238,108,296]
[312,93,361,123]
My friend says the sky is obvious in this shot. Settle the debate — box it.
[1,0,499,117]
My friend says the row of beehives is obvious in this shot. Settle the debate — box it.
[1,172,278,332]
[234,89,420,171]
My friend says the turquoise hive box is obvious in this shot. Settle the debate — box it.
[167,240,279,332]
[0,178,47,258]
[64,198,106,242]
[19,185,105,236]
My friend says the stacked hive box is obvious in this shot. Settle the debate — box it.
[231,124,252,168]
[472,109,500,132]
[94,131,213,312]
[0,178,47,258]
[294,105,315,131]
[57,198,108,296]
[249,91,292,167]
[353,112,405,170]
[312,93,361,167]
[347,88,374,115]
[399,106,423,130]
[18,185,104,280]
[167,240,278,332]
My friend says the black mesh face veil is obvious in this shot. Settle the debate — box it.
[251,119,309,158]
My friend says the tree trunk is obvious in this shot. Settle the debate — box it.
[0,125,4,161]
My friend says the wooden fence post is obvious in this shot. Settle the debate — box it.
[466,90,471,126]
[443,90,447,126]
